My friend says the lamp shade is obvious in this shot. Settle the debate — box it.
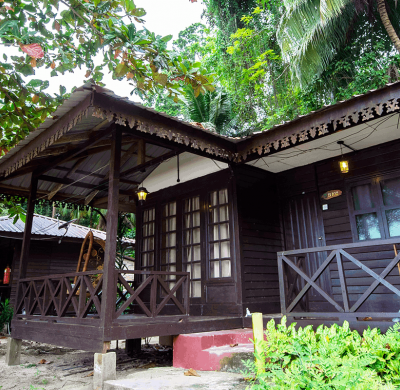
[136,187,149,203]
[339,160,349,174]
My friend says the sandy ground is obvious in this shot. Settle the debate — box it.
[0,337,249,390]
[0,337,170,390]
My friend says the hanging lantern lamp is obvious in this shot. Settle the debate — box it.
[339,159,349,174]
[337,141,351,174]
[136,187,149,205]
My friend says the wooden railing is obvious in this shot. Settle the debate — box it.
[114,270,190,319]
[15,269,190,323]
[278,238,400,320]
[15,270,103,322]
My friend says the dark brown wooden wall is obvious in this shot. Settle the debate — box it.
[10,240,82,305]
[277,138,400,312]
[234,165,283,314]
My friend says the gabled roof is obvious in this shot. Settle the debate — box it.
[0,214,135,245]
[0,81,399,202]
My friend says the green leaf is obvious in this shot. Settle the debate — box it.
[27,79,43,88]
[15,64,35,77]
[115,62,129,77]
[161,35,173,43]
[127,23,136,42]
[132,8,146,17]
[155,73,168,86]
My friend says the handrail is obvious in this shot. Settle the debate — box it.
[15,269,190,322]
[115,270,189,276]
[279,237,400,256]
[19,270,103,282]
[278,242,400,319]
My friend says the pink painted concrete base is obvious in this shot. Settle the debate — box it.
[173,328,255,371]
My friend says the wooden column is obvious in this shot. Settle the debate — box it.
[101,127,121,341]
[14,174,37,309]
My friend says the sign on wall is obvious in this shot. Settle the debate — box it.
[321,190,342,200]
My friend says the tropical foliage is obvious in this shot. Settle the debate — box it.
[0,299,13,334]
[245,317,400,390]
[278,0,400,86]
[0,0,214,150]
[182,86,236,134]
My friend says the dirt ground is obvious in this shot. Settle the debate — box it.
[0,337,249,390]
[0,337,173,390]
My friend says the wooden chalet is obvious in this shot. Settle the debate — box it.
[2,82,400,353]
[0,214,134,307]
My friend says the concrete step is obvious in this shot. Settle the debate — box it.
[173,328,255,371]
[104,367,245,390]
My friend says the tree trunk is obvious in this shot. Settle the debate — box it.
[377,0,400,54]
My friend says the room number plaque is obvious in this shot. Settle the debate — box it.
[321,190,342,200]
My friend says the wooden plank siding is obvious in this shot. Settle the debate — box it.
[234,165,283,314]
[10,240,82,305]
[276,138,400,313]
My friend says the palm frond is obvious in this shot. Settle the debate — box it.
[278,0,354,85]
[182,87,236,134]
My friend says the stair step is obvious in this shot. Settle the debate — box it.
[173,329,255,371]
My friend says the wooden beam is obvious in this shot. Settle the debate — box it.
[119,150,178,180]
[137,139,145,166]
[122,127,231,164]
[0,183,86,203]
[48,183,63,200]
[37,138,133,158]
[101,127,121,335]
[14,174,37,310]
[92,201,136,213]
[0,93,93,176]
[120,178,140,185]
[53,119,110,146]
[120,142,138,170]
[35,124,115,177]
[85,190,100,206]
[63,157,87,179]
[39,175,104,191]
[93,93,236,153]
[53,166,105,179]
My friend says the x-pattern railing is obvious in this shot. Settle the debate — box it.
[15,270,103,321]
[114,270,190,319]
[278,238,400,319]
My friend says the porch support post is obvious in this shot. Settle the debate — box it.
[14,174,37,307]
[100,125,121,343]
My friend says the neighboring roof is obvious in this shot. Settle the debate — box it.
[0,214,135,245]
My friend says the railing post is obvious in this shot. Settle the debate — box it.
[15,174,37,311]
[335,250,350,312]
[184,275,190,315]
[277,254,287,314]
[150,275,157,317]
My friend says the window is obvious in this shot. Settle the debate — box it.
[161,202,177,291]
[139,185,234,299]
[141,208,155,272]
[349,174,400,241]
[183,196,202,297]
[208,189,231,278]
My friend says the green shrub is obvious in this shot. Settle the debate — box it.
[0,299,13,333]
[244,317,400,390]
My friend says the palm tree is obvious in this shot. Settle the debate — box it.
[278,0,400,85]
[182,87,237,135]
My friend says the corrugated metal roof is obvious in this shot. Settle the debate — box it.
[0,214,135,245]
[2,81,400,169]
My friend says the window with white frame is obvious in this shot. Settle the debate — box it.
[208,189,231,278]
